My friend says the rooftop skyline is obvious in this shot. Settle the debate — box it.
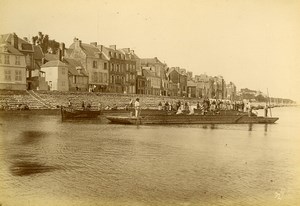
[1,0,299,101]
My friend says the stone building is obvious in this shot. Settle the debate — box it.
[0,43,27,90]
[66,39,109,92]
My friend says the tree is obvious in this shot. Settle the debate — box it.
[32,32,59,54]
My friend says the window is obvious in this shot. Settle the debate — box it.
[15,70,22,81]
[93,60,98,68]
[15,56,20,65]
[104,73,108,83]
[4,55,9,64]
[111,63,114,72]
[73,76,76,83]
[99,72,103,83]
[104,63,107,70]
[93,72,98,82]
[61,68,66,75]
[5,70,11,81]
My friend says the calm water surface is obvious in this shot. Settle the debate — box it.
[0,107,300,206]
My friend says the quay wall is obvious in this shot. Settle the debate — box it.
[0,90,297,111]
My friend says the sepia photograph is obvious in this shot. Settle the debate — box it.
[0,0,300,205]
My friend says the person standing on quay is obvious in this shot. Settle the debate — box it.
[135,98,140,118]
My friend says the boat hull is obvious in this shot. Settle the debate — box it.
[105,114,279,125]
[61,107,101,120]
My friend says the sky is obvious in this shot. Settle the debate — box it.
[1,0,300,101]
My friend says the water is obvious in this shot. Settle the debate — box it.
[0,107,300,206]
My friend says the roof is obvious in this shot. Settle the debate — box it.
[33,45,44,60]
[142,68,157,78]
[41,60,68,68]
[0,43,24,55]
[63,58,88,76]
[141,57,164,66]
[45,53,58,61]
[69,42,108,60]
[119,48,140,60]
[0,33,34,52]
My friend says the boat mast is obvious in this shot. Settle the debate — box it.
[267,88,272,117]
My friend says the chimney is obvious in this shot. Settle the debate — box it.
[97,45,103,52]
[130,50,134,55]
[58,49,62,61]
[74,38,81,49]
[59,42,65,57]
[109,45,116,50]
[11,33,18,49]
[90,42,97,47]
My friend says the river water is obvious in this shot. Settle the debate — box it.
[0,107,299,206]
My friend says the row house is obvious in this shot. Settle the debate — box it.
[211,76,226,99]
[119,48,138,94]
[226,82,237,101]
[141,57,167,95]
[0,33,43,90]
[142,68,161,95]
[66,39,109,92]
[101,45,137,94]
[194,74,211,98]
[0,43,27,90]
[136,75,148,94]
[41,51,88,91]
[167,68,188,97]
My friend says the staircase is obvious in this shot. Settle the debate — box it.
[26,90,56,109]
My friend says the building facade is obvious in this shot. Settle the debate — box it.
[0,44,27,90]
[41,60,69,91]
[67,39,109,92]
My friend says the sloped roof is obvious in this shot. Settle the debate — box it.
[45,53,59,61]
[0,33,33,52]
[33,45,44,60]
[41,60,68,68]
[69,42,109,61]
[141,57,164,65]
[63,58,88,76]
[119,48,140,60]
[142,68,157,78]
[0,43,24,55]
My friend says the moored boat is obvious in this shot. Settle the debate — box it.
[105,112,279,125]
[61,107,101,120]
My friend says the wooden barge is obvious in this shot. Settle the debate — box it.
[105,112,279,125]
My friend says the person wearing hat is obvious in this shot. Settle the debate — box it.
[135,98,140,117]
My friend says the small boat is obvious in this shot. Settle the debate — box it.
[61,106,101,120]
[105,112,279,125]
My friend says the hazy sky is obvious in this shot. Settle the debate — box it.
[1,0,300,101]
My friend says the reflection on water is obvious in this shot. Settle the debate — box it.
[10,160,60,176]
[19,131,48,145]
[0,108,300,206]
